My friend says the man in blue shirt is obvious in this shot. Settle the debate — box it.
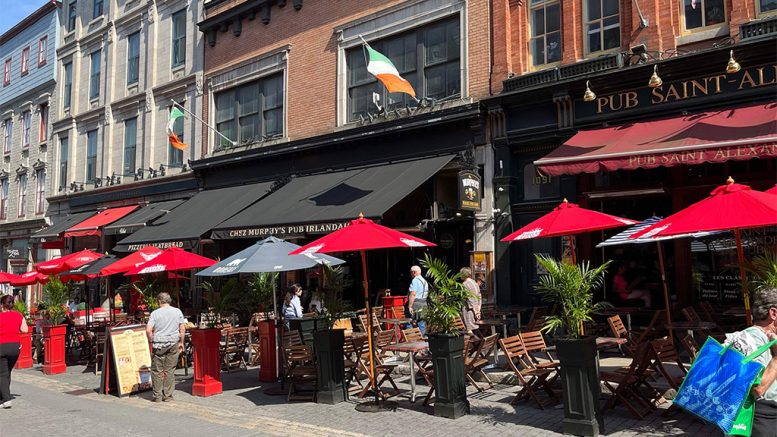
[407,265,429,334]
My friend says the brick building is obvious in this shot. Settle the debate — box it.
[485,0,776,307]
[0,2,60,299]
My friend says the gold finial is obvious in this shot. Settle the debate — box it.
[562,198,568,203]
[726,50,741,74]
[726,176,734,185]
[648,65,663,88]
[583,80,596,102]
[358,212,364,219]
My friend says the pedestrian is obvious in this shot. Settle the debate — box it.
[282,284,304,328]
[407,265,429,335]
[460,267,481,332]
[725,286,777,437]
[145,292,185,403]
[0,294,29,409]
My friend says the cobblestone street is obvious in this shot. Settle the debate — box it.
[1,359,721,437]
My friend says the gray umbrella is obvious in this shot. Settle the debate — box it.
[196,236,344,381]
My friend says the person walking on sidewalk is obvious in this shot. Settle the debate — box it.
[0,294,28,409]
[407,265,429,335]
[146,292,185,403]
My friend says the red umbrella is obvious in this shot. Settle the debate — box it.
[0,272,15,284]
[124,247,217,306]
[632,178,777,324]
[9,271,49,287]
[501,199,637,263]
[290,215,435,404]
[35,249,102,275]
[99,246,162,276]
[764,184,777,195]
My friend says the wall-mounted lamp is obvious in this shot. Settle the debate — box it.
[648,65,663,88]
[583,80,596,102]
[726,50,741,74]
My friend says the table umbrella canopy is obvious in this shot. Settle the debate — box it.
[197,236,344,276]
[35,249,103,275]
[596,216,719,248]
[100,246,162,276]
[124,247,216,275]
[765,184,777,195]
[0,272,16,284]
[9,271,49,286]
[60,255,118,282]
[501,199,637,242]
[290,216,436,255]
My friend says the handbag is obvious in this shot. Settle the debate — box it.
[674,336,777,434]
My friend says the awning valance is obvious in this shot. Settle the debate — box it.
[536,102,777,176]
[103,200,185,236]
[31,211,96,242]
[64,206,139,238]
[210,155,454,239]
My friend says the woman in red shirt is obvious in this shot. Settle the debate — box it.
[0,294,28,409]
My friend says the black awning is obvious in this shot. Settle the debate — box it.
[114,182,273,251]
[103,200,185,236]
[211,155,454,239]
[31,211,96,241]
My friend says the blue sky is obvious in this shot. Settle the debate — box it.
[0,1,44,36]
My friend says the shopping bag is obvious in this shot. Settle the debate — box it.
[728,392,756,436]
[674,337,776,434]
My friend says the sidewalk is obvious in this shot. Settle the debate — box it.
[11,357,720,437]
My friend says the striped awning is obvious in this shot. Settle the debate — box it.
[596,216,719,248]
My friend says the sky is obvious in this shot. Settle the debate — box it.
[0,1,44,36]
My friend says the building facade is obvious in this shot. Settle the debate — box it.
[486,0,777,307]
[0,2,60,289]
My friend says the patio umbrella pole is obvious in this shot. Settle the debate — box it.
[273,277,280,381]
[656,241,673,339]
[176,275,180,307]
[361,249,378,403]
[734,229,752,325]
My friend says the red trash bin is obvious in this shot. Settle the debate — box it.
[191,328,223,397]
[258,320,277,383]
[382,295,407,329]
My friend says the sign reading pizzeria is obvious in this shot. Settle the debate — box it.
[458,170,481,211]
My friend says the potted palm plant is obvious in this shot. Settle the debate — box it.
[13,300,33,369]
[534,254,611,436]
[41,276,71,375]
[312,265,353,404]
[420,254,472,419]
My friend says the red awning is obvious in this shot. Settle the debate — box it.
[64,206,139,238]
[536,102,777,176]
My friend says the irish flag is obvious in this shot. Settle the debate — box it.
[365,45,416,98]
[167,107,187,151]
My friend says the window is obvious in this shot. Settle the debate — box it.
[124,117,137,175]
[0,179,7,219]
[169,108,183,166]
[17,173,27,218]
[758,0,777,14]
[93,0,103,19]
[214,74,284,148]
[38,36,48,66]
[585,0,619,53]
[59,137,68,190]
[21,111,30,148]
[68,1,77,32]
[90,51,100,99]
[63,62,73,109]
[3,58,10,85]
[682,0,726,30]
[20,47,29,75]
[35,169,45,215]
[127,32,140,85]
[171,9,186,68]
[38,104,48,143]
[530,0,562,66]
[3,119,12,154]
[86,129,97,182]
[346,17,461,122]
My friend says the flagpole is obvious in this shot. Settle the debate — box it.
[357,35,420,105]
[170,99,236,147]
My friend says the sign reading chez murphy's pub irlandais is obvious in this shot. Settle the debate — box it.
[211,221,350,240]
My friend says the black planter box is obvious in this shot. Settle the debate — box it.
[556,337,602,436]
[313,329,346,404]
[428,333,469,419]
[290,317,326,344]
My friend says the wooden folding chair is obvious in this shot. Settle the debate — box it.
[681,333,700,362]
[374,329,397,358]
[355,337,400,400]
[286,344,317,401]
[600,342,657,419]
[648,337,686,390]
[221,327,249,372]
[343,335,363,392]
[682,306,726,341]
[499,335,558,409]
[518,330,559,383]
[401,327,424,342]
[465,334,499,392]
[523,307,548,332]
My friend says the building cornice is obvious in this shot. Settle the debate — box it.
[0,2,60,45]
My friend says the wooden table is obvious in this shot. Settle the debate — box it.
[594,307,641,331]
[485,306,532,331]
[384,341,429,402]
[666,321,718,342]
[543,337,628,352]
[477,319,507,362]
[379,318,412,343]
[722,308,746,317]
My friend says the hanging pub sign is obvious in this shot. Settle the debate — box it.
[5,247,28,260]
[458,170,481,211]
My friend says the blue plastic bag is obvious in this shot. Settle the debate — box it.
[674,337,776,434]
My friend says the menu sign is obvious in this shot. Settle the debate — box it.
[457,170,481,211]
[103,325,152,396]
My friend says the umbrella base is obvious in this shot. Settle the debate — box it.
[354,399,399,413]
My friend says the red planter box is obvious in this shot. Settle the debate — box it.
[191,328,222,397]
[258,320,277,383]
[15,331,33,369]
[383,295,407,329]
[43,324,67,375]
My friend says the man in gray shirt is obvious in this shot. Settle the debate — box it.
[145,292,185,402]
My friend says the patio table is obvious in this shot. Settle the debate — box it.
[543,336,627,352]
[477,319,507,362]
[384,340,429,403]
[722,307,747,317]
[666,321,718,341]
[379,317,412,343]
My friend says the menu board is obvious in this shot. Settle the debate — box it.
[100,325,152,396]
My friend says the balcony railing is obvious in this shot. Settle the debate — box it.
[502,53,621,93]
[741,15,777,41]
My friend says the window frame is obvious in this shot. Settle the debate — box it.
[3,119,12,155]
[89,51,101,100]
[124,117,137,175]
[62,61,73,110]
[59,137,68,190]
[583,0,621,55]
[756,0,777,16]
[20,47,30,76]
[38,103,48,143]
[3,58,11,85]
[127,31,140,85]
[171,9,187,68]
[212,74,286,149]
[35,169,45,215]
[38,36,48,66]
[92,0,103,19]
[529,0,562,68]
[0,178,7,220]
[21,110,31,148]
[17,173,27,218]
[67,1,77,32]
[86,129,98,182]
[680,0,728,33]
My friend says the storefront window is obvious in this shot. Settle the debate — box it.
[346,16,461,122]
[523,163,560,200]
[214,73,284,148]
[585,0,620,53]
[682,0,726,31]
[530,0,561,66]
